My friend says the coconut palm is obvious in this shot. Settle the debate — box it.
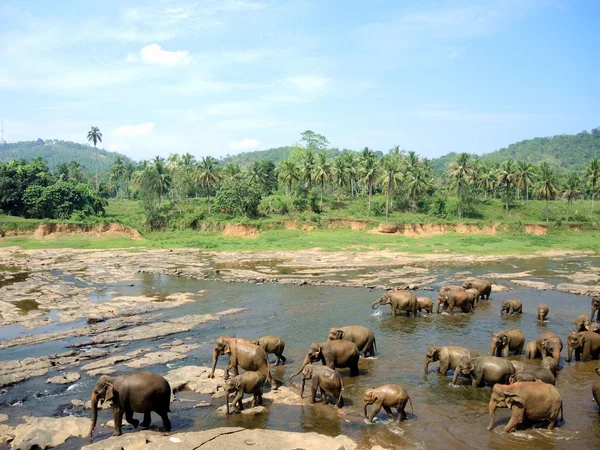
[448,153,474,218]
[377,155,402,222]
[359,147,379,216]
[343,152,359,197]
[406,168,431,204]
[246,160,267,185]
[405,151,419,172]
[562,172,582,222]
[300,149,316,191]
[331,156,348,190]
[68,161,85,183]
[534,162,557,223]
[516,161,534,200]
[56,163,70,181]
[496,160,516,211]
[313,152,331,207]
[586,158,600,214]
[151,156,171,208]
[276,159,299,197]
[477,165,494,199]
[222,162,242,181]
[195,156,220,214]
[86,126,102,189]
[110,156,126,197]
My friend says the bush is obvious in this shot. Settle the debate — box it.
[371,198,386,216]
[23,181,106,219]
[259,195,289,215]
[215,179,262,217]
[292,196,308,212]
[309,192,321,214]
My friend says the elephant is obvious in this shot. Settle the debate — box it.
[289,340,360,379]
[453,356,515,388]
[209,337,274,388]
[462,278,492,300]
[509,367,555,385]
[372,290,418,317]
[593,367,600,408]
[500,299,522,315]
[537,303,549,321]
[252,335,286,366]
[300,364,344,408]
[88,372,171,437]
[416,297,433,315]
[541,356,559,377]
[328,325,376,358]
[510,360,525,375]
[525,340,540,359]
[465,288,480,308]
[566,331,600,362]
[589,323,600,334]
[591,296,600,322]
[224,371,265,415]
[573,314,591,332]
[487,381,563,432]
[536,332,563,362]
[437,286,473,315]
[424,345,472,375]
[490,328,525,358]
[363,384,413,423]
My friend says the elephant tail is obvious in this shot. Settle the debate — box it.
[560,401,564,422]
[373,337,377,354]
[407,396,414,416]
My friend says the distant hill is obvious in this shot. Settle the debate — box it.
[0,139,131,172]
[220,146,355,166]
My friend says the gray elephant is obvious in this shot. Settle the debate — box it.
[592,296,600,322]
[537,303,549,321]
[372,290,418,317]
[453,356,515,388]
[437,286,473,315]
[509,367,555,385]
[525,340,540,359]
[490,328,525,358]
[328,325,376,357]
[417,297,433,315]
[500,299,522,315]
[89,372,171,437]
[566,331,600,362]
[225,371,265,415]
[252,335,286,366]
[589,323,600,334]
[465,288,481,308]
[593,367,600,408]
[541,356,559,376]
[535,332,563,362]
[363,384,413,423]
[488,381,563,432]
[209,337,274,388]
[462,278,492,300]
[300,364,344,408]
[424,345,473,375]
[573,314,591,332]
[289,340,360,379]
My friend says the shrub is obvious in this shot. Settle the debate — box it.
[371,198,386,216]
[215,179,262,217]
[292,196,308,212]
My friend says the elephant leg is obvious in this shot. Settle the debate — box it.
[439,361,449,376]
[392,306,397,317]
[397,404,407,421]
[320,387,329,404]
[503,407,524,433]
[159,411,171,432]
[232,390,244,412]
[251,394,257,408]
[140,411,151,428]
[113,407,124,437]
[310,378,319,404]
[368,400,383,423]
[472,373,483,388]
[125,408,139,428]
[350,361,359,377]
[383,405,394,420]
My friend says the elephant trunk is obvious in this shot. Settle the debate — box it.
[552,348,561,362]
[372,298,382,310]
[226,392,230,415]
[566,346,573,363]
[289,355,310,380]
[436,297,444,314]
[89,392,99,437]
[364,404,369,419]
[424,358,430,375]
[490,342,497,357]
[487,402,496,430]
[209,349,219,378]
[300,379,306,398]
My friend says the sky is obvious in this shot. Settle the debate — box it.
[1,0,599,161]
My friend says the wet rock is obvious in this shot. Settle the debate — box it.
[194,401,211,408]
[71,399,85,407]
[0,415,7,423]
[6,416,89,450]
[555,283,600,296]
[164,366,225,394]
[125,351,188,369]
[263,386,303,406]
[211,391,227,399]
[81,348,151,374]
[491,284,511,292]
[241,405,266,415]
[103,420,133,430]
[46,372,80,384]
[511,280,554,290]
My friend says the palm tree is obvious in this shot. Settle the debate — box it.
[377,154,402,221]
[586,158,600,214]
[195,156,220,214]
[276,159,299,196]
[343,152,359,197]
[110,156,126,197]
[477,165,493,199]
[516,161,534,201]
[300,149,316,191]
[87,126,102,189]
[151,156,172,208]
[562,172,582,222]
[56,162,70,181]
[496,160,516,211]
[405,151,419,172]
[246,160,267,185]
[222,162,242,181]
[407,168,431,204]
[448,153,473,218]
[359,147,379,216]
[68,161,85,183]
[331,156,348,190]
[313,152,331,207]
[534,162,557,223]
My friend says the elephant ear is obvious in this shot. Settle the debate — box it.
[504,392,524,408]
[335,330,344,340]
[104,383,114,403]
[303,366,313,379]
[223,342,232,354]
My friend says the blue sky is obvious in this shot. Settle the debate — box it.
[1,0,599,161]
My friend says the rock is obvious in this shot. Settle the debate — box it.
[511,280,554,291]
[194,401,211,408]
[263,386,303,406]
[46,372,80,384]
[164,366,225,394]
[81,348,151,374]
[103,420,133,430]
[241,405,266,415]
[87,367,117,377]
[556,283,600,296]
[124,351,188,369]
[212,391,227,399]
[491,284,511,292]
[71,399,85,407]
[7,416,90,450]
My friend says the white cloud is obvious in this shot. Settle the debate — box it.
[229,138,261,150]
[114,122,155,137]
[140,44,192,66]
[286,75,331,92]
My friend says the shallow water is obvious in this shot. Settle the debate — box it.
[1,259,600,449]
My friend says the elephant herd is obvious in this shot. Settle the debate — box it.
[86,279,600,440]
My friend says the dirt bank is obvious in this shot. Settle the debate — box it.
[221,223,259,238]
[32,222,142,239]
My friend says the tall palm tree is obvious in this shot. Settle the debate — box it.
[331,155,348,191]
[343,152,359,197]
[496,159,516,211]
[586,158,600,214]
[562,172,582,222]
[222,162,242,181]
[276,159,299,197]
[477,165,493,199]
[407,168,431,204]
[56,162,70,181]
[195,156,220,214]
[448,153,473,218]
[377,154,402,221]
[110,156,126,197]
[87,126,102,189]
[246,160,267,185]
[534,162,557,223]
[151,156,171,208]
[313,152,331,207]
[405,151,419,172]
[300,149,316,191]
[359,147,379,216]
[68,161,85,183]
[516,161,534,201]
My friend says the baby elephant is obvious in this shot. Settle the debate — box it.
[537,303,549,321]
[501,299,522,315]
[417,297,433,315]
[573,315,591,332]
[541,356,559,376]
[301,364,344,408]
[509,367,555,385]
[225,371,266,415]
[252,335,286,366]
[363,384,413,423]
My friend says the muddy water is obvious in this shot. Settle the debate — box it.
[2,260,600,449]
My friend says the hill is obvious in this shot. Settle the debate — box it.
[221,146,355,166]
[0,139,131,172]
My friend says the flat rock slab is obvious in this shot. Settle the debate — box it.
[2,416,90,450]
[81,427,357,450]
[164,366,225,394]
[46,371,80,384]
[511,280,554,290]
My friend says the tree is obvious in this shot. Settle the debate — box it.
[110,156,126,198]
[313,152,331,207]
[222,162,242,181]
[496,159,516,211]
[195,156,220,214]
[215,179,262,217]
[407,168,431,205]
[587,158,599,214]
[300,149,316,191]
[534,162,557,223]
[448,153,474,218]
[56,162,70,181]
[86,126,102,189]
[343,152,359,197]
[276,159,299,196]
[377,154,402,221]
[359,147,379,216]
[562,172,582,221]
[516,161,534,201]
[300,130,329,152]
[68,161,85,183]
